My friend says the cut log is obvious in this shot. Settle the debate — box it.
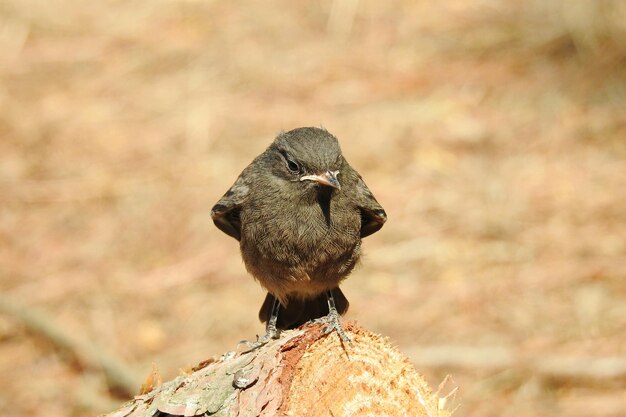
[105,321,452,417]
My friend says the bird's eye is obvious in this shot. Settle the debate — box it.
[280,150,301,174]
[286,159,300,174]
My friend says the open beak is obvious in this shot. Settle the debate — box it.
[300,170,341,190]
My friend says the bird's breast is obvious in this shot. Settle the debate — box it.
[237,187,364,301]
[239,192,361,283]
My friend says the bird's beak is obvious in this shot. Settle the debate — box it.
[300,170,341,190]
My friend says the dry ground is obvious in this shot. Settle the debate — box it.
[0,1,625,416]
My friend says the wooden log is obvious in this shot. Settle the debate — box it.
[105,321,452,417]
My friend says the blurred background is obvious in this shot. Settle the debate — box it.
[0,0,625,416]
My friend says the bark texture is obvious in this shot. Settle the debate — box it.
[104,321,450,417]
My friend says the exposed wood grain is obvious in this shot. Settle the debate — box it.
[104,321,449,417]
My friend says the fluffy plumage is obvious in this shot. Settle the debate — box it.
[211,127,386,329]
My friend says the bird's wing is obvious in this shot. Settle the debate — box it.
[354,172,387,238]
[211,173,250,241]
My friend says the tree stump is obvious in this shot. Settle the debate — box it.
[105,321,452,417]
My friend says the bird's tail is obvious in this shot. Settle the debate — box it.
[258,288,349,330]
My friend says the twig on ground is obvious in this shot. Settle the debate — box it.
[0,294,141,396]
[405,344,626,384]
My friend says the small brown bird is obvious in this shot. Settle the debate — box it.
[211,127,386,346]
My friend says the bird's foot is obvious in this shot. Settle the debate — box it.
[321,309,351,344]
[239,295,282,352]
[239,326,281,352]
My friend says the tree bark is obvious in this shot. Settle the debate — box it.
[105,321,451,417]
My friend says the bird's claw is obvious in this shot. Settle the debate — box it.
[238,327,280,352]
[321,311,351,343]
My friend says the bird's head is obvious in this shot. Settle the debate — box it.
[268,127,343,192]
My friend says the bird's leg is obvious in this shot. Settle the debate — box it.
[321,290,351,343]
[240,296,281,351]
[263,296,281,340]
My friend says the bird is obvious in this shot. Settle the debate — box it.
[211,127,386,346]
